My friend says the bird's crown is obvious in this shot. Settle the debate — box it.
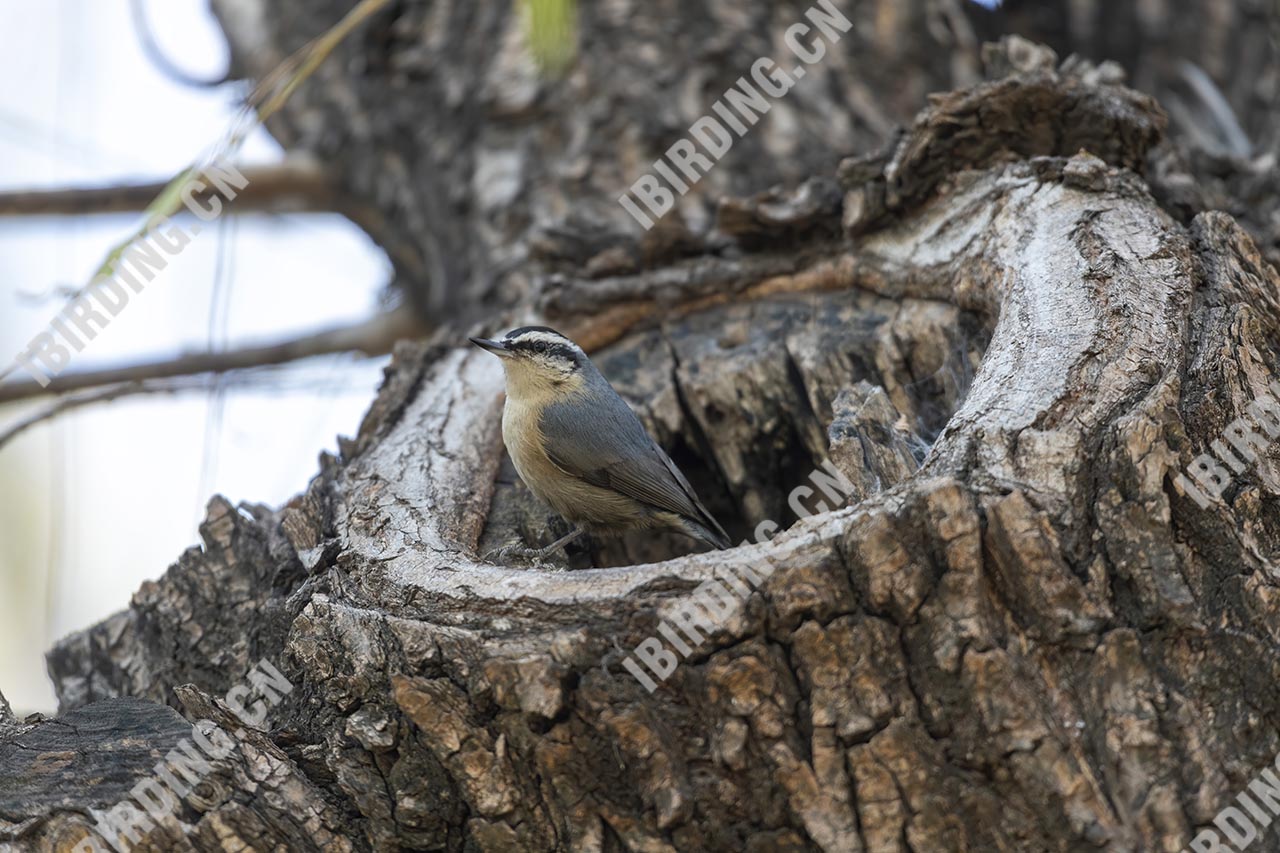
[503,327,582,362]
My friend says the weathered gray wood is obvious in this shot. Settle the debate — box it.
[204,0,1279,320]
[0,691,350,852]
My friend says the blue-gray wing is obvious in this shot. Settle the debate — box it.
[540,387,725,538]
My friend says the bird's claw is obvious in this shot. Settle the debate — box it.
[483,543,568,569]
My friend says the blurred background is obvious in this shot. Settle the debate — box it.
[0,2,390,713]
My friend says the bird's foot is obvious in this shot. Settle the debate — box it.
[483,527,583,569]
[483,542,570,569]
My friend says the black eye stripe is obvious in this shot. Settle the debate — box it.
[508,339,579,365]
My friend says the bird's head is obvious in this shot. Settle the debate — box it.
[470,326,588,397]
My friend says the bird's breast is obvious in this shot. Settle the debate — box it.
[501,398,552,484]
[501,398,646,527]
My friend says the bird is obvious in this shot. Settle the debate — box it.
[470,326,731,561]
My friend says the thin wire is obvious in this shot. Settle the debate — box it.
[128,0,230,89]
[195,213,236,522]
[0,105,137,169]
[42,0,76,664]
[44,419,66,645]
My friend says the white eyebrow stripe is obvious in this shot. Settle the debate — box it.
[507,331,581,350]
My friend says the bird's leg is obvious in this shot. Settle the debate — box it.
[485,527,585,565]
[535,526,586,557]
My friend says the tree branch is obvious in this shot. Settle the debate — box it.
[0,380,172,450]
[0,159,339,218]
[0,368,382,451]
[0,307,422,406]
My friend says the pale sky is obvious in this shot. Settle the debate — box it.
[0,1,391,712]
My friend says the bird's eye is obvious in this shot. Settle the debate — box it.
[533,341,547,354]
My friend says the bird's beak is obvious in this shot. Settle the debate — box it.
[469,337,512,358]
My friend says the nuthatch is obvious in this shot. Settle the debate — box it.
[470,327,731,558]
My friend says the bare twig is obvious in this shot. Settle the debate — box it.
[0,369,384,452]
[65,0,393,310]
[0,159,337,218]
[0,381,169,451]
[1176,61,1253,158]
[0,307,422,406]
[251,0,392,120]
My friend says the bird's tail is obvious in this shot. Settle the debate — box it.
[684,518,731,551]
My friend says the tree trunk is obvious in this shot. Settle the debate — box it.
[4,3,1280,851]
[203,0,1280,319]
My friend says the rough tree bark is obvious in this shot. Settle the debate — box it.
[204,0,1280,317]
[4,2,1280,852]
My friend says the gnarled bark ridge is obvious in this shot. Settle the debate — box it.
[4,25,1280,853]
